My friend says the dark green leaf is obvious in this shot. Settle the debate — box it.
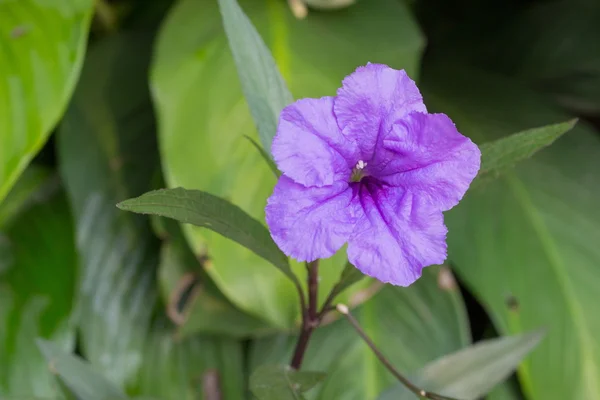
[0,166,53,228]
[37,339,128,400]
[250,364,326,400]
[0,170,77,397]
[423,63,600,400]
[0,0,94,203]
[217,0,294,155]
[58,32,160,388]
[118,188,298,287]
[58,32,245,399]
[474,119,577,185]
[378,331,544,400]
[251,266,470,399]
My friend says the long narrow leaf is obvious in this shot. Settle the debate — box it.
[378,331,544,400]
[217,0,294,155]
[117,188,298,285]
[474,119,577,185]
[36,340,128,400]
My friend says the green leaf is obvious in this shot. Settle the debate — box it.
[118,187,299,287]
[250,364,326,400]
[58,33,245,399]
[323,262,365,306]
[217,0,294,155]
[0,169,77,398]
[0,166,53,228]
[251,266,470,399]
[0,0,94,203]
[487,382,523,400]
[37,339,128,400]
[423,63,600,400]
[475,119,577,185]
[58,32,161,388]
[457,1,600,114]
[151,0,423,329]
[378,331,544,400]
[134,325,245,400]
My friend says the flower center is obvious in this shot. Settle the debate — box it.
[351,160,368,182]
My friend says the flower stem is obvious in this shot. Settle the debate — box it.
[290,260,319,369]
[336,304,459,400]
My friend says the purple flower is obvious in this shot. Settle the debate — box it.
[265,64,480,286]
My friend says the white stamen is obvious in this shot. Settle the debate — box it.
[356,160,367,170]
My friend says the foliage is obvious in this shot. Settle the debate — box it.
[1,0,599,399]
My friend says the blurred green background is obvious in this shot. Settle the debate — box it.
[0,0,599,399]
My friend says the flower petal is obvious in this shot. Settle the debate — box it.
[266,176,359,262]
[272,97,358,187]
[371,112,481,211]
[347,181,447,286]
[334,63,426,161]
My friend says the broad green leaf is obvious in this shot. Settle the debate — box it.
[37,339,128,400]
[117,188,298,287]
[217,0,293,154]
[251,266,470,399]
[58,33,245,399]
[0,0,94,203]
[157,219,274,338]
[378,331,543,400]
[250,365,326,400]
[423,63,600,400]
[58,32,160,388]
[151,0,424,329]
[474,119,577,185]
[459,1,600,114]
[0,170,77,397]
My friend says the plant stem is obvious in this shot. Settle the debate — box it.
[290,260,319,369]
[336,304,460,400]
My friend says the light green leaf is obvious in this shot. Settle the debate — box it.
[0,0,94,203]
[474,119,577,185]
[217,0,293,154]
[118,188,298,287]
[250,364,326,400]
[423,63,600,400]
[378,331,543,400]
[58,33,245,399]
[37,339,127,400]
[251,266,470,399]
[151,0,423,329]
